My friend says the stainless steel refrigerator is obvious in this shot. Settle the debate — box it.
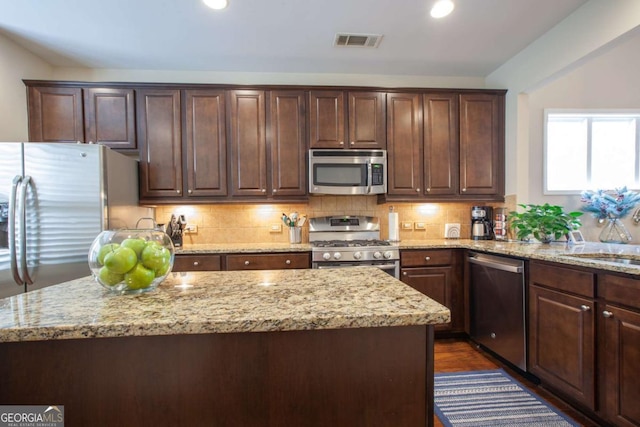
[0,143,153,299]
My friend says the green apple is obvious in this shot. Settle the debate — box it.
[141,243,170,271]
[97,243,120,265]
[120,238,147,257]
[124,262,155,290]
[98,266,124,286]
[103,247,137,274]
[153,261,171,278]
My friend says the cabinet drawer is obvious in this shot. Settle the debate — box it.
[530,261,595,298]
[401,250,452,267]
[599,274,640,309]
[226,253,310,270]
[173,254,222,272]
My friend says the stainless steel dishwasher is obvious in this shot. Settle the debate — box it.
[468,251,527,371]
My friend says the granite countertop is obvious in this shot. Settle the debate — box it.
[176,239,640,276]
[0,267,450,343]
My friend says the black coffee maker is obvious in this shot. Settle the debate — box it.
[471,206,493,240]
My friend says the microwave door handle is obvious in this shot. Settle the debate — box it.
[10,175,24,285]
[366,160,372,194]
[19,176,34,285]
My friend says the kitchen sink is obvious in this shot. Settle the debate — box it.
[562,253,640,266]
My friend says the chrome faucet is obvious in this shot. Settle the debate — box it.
[633,207,640,224]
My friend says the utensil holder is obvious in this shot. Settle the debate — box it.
[289,226,302,244]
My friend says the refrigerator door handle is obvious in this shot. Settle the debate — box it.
[19,175,34,285]
[9,175,24,286]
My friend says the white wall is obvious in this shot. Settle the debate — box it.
[527,31,640,242]
[51,67,487,89]
[0,32,52,140]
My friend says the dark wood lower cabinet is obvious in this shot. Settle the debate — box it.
[0,325,434,427]
[528,284,596,409]
[400,249,462,334]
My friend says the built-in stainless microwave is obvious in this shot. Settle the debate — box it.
[308,149,387,195]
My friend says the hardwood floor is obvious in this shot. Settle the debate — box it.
[433,339,601,427]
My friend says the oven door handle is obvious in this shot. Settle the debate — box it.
[316,263,398,270]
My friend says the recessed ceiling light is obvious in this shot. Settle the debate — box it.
[203,0,228,10]
[430,0,454,18]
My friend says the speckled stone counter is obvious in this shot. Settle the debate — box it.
[0,267,450,343]
[178,239,640,276]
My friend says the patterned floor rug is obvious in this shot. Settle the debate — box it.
[434,369,580,426]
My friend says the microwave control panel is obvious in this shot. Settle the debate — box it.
[371,164,384,185]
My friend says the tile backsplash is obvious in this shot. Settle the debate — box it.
[155,195,517,245]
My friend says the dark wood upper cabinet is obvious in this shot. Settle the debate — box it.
[386,92,422,196]
[83,88,136,150]
[28,86,84,143]
[423,93,458,196]
[269,90,307,197]
[136,89,182,199]
[459,93,504,197]
[184,89,227,197]
[309,91,385,149]
[348,92,386,149]
[308,90,344,148]
[228,90,267,197]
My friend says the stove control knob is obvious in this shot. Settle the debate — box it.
[333,252,342,260]
[322,252,332,261]
[373,251,382,260]
[383,251,393,259]
[353,251,362,260]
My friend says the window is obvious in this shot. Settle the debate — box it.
[544,110,640,194]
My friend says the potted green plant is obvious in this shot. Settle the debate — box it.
[508,203,583,243]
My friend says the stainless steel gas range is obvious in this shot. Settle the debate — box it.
[309,216,400,278]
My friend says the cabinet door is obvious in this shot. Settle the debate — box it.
[602,303,640,427]
[269,91,307,197]
[386,93,422,196]
[423,93,458,196]
[184,90,227,197]
[529,284,596,409]
[309,91,345,148]
[84,88,136,150]
[28,86,84,143]
[401,266,452,331]
[348,92,386,149]
[136,89,182,199]
[459,93,504,196]
[229,90,267,197]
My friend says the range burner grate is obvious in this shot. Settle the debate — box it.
[311,239,392,248]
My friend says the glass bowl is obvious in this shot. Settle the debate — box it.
[88,229,175,294]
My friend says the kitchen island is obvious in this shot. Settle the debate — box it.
[0,267,449,427]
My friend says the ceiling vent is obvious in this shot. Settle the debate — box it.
[334,33,383,48]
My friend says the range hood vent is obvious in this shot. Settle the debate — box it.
[334,33,383,48]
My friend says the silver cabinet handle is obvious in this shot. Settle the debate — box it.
[9,175,22,286]
[193,261,199,266]
[244,260,250,266]
[339,141,344,145]
[261,189,266,193]
[350,141,355,145]
[580,305,591,311]
[425,256,431,261]
[273,189,277,193]
[462,188,467,192]
[177,189,181,194]
[188,189,193,194]
[285,259,291,265]
[426,188,431,192]
[19,176,33,285]
[402,272,407,276]
[416,188,420,192]
[603,311,614,318]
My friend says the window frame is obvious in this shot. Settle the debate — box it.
[543,108,640,195]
